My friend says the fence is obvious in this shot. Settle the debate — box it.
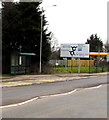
[68,60,94,67]
[49,60,108,73]
[49,60,68,67]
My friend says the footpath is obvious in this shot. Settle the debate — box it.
[0,72,108,87]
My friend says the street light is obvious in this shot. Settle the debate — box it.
[39,5,57,73]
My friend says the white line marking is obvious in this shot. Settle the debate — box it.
[41,89,77,98]
[85,85,102,90]
[0,97,39,109]
[0,84,103,109]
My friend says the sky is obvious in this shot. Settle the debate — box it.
[0,0,108,45]
[41,0,108,45]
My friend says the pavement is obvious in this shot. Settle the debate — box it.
[0,72,108,87]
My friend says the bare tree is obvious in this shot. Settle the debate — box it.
[50,32,59,52]
[104,40,109,52]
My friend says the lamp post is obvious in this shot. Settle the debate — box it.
[39,7,43,73]
[39,5,57,73]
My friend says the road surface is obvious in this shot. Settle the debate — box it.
[2,76,108,106]
[2,84,107,118]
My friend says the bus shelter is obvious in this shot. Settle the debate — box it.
[11,52,36,74]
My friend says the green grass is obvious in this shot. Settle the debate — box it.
[53,66,108,73]
[1,66,108,76]
[1,74,16,77]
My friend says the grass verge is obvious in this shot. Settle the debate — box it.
[53,66,108,73]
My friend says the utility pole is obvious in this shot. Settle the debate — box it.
[39,7,43,73]
[39,5,57,73]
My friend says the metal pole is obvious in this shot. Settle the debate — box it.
[39,5,56,73]
[89,56,90,73]
[78,57,80,73]
[39,7,43,73]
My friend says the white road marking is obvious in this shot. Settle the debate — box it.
[85,85,102,90]
[41,89,78,98]
[0,97,39,109]
[0,84,103,109]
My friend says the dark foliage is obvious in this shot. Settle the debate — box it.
[2,2,51,73]
[85,34,103,52]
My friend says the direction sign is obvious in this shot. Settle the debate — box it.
[60,44,89,58]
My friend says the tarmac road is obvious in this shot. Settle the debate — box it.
[2,84,107,118]
[2,75,108,106]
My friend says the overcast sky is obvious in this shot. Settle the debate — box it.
[42,0,108,45]
[0,0,108,45]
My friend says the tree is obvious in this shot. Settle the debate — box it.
[104,40,109,52]
[50,48,60,60]
[85,34,103,52]
[2,2,52,73]
[49,32,60,60]
[50,32,59,52]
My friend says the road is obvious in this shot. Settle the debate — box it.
[2,75,108,106]
[2,84,107,118]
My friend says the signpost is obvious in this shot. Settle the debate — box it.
[107,55,109,72]
[107,55,109,62]
[60,44,90,73]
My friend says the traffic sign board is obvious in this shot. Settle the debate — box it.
[60,44,89,58]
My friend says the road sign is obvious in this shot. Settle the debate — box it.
[107,55,109,62]
[60,44,89,58]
